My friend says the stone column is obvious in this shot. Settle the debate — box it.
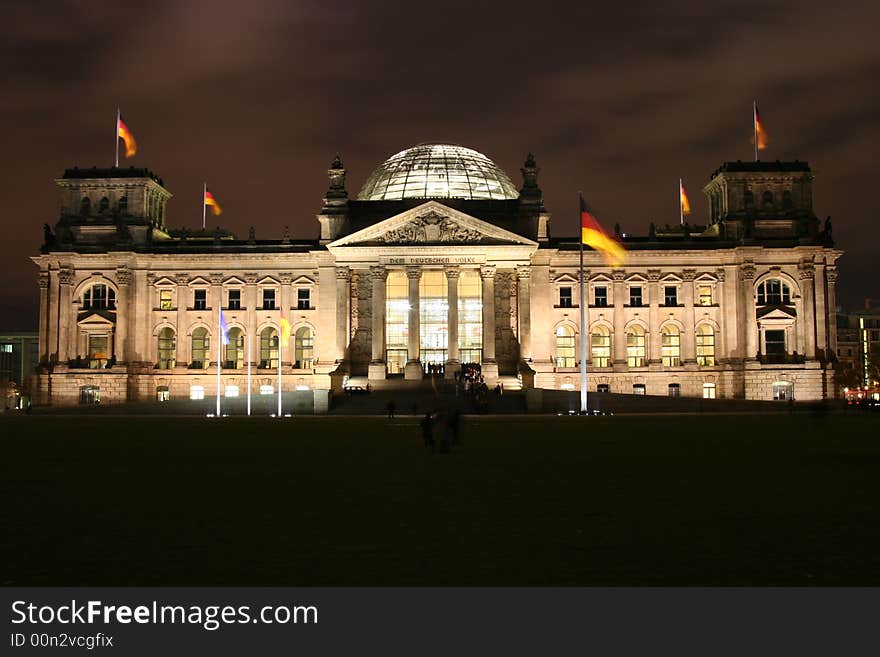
[516,266,532,362]
[480,265,498,382]
[245,272,258,368]
[335,267,350,362]
[714,268,727,359]
[741,263,757,360]
[209,272,224,366]
[445,266,460,377]
[114,267,131,363]
[826,267,838,358]
[38,271,49,363]
[813,262,827,359]
[175,273,189,366]
[647,269,661,365]
[57,268,73,363]
[682,269,697,364]
[612,269,626,367]
[47,270,59,363]
[799,264,816,359]
[368,266,387,380]
[404,267,423,379]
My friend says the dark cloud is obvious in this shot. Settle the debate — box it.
[1,0,878,328]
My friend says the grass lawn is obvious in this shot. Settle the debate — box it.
[2,413,879,586]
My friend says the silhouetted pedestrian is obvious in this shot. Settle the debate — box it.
[420,413,435,451]
[386,400,396,419]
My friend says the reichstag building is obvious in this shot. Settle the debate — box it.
[33,143,841,404]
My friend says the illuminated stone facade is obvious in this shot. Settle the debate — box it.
[33,146,842,405]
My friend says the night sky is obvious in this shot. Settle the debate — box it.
[2,0,878,329]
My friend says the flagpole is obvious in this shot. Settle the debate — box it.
[216,307,222,417]
[202,182,207,230]
[579,193,588,414]
[277,328,282,417]
[247,332,252,416]
[679,178,684,226]
[753,101,759,162]
[114,108,120,168]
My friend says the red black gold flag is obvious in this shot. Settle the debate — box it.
[580,195,626,266]
[204,188,223,216]
[117,115,137,158]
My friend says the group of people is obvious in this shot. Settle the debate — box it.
[425,362,446,376]
[420,408,461,454]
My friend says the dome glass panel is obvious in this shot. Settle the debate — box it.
[357,143,519,201]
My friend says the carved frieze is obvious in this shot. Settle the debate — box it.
[381,211,484,244]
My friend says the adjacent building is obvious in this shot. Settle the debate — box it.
[32,144,842,405]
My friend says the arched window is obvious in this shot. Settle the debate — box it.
[591,326,611,367]
[82,284,116,310]
[259,326,278,369]
[157,327,176,369]
[99,196,110,213]
[80,196,91,216]
[762,190,774,207]
[661,325,681,367]
[295,327,313,369]
[555,325,576,368]
[190,327,210,369]
[626,325,646,367]
[118,196,128,213]
[225,327,244,369]
[757,279,791,305]
[696,325,716,366]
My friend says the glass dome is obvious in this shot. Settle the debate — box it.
[357,143,519,201]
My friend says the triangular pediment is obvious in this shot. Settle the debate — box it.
[328,201,538,248]
[757,306,797,320]
[553,273,580,284]
[77,311,116,327]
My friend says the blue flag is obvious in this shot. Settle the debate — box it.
[219,309,230,345]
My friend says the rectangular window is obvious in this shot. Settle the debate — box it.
[698,285,713,306]
[159,290,173,310]
[668,383,681,397]
[633,383,646,395]
[156,386,170,402]
[87,335,109,369]
[0,344,12,353]
[262,289,276,310]
[702,383,716,399]
[558,287,573,308]
[594,286,608,307]
[629,286,643,307]
[228,289,241,310]
[765,330,786,357]
[224,385,239,398]
[297,288,311,310]
[193,289,207,310]
[664,286,678,306]
[259,384,274,395]
[189,385,205,400]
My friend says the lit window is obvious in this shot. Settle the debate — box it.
[225,328,244,369]
[190,328,210,369]
[632,383,646,395]
[702,383,716,399]
[297,289,311,310]
[591,326,611,367]
[159,289,173,310]
[629,286,643,307]
[772,381,793,401]
[664,286,677,306]
[0,343,12,353]
[661,326,681,367]
[224,385,239,398]
[698,285,713,306]
[385,271,409,374]
[157,327,176,369]
[419,271,448,368]
[193,289,207,310]
[696,325,715,366]
[559,286,573,308]
[189,385,205,400]
[295,326,313,369]
[626,325,646,367]
[87,335,109,369]
[156,386,170,402]
[597,383,610,393]
[555,325,576,368]
[668,383,681,397]
[593,286,608,307]
[260,384,274,395]
[262,289,276,310]
[457,270,482,366]
[259,327,279,369]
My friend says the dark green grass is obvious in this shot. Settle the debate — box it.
[2,413,879,585]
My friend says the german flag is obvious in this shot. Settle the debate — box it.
[753,103,768,150]
[581,194,626,266]
[117,114,137,158]
[279,311,291,348]
[680,180,691,215]
[204,188,223,216]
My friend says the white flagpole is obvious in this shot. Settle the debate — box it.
[202,182,207,230]
[277,327,282,417]
[679,178,684,226]
[216,308,221,417]
[247,331,252,416]
[114,108,120,168]
[753,101,759,162]
[579,193,588,414]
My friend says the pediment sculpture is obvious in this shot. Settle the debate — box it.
[381,211,484,244]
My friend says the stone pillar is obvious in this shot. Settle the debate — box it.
[799,264,816,359]
[404,267,423,380]
[741,263,757,360]
[612,269,626,367]
[209,272,224,366]
[48,270,59,363]
[714,268,727,359]
[368,266,387,380]
[682,269,697,364]
[480,265,498,382]
[647,269,661,365]
[335,267,350,362]
[114,267,131,363]
[445,266,460,377]
[245,272,258,368]
[826,267,838,358]
[175,273,189,366]
[813,262,827,359]
[516,266,532,362]
[38,271,49,363]
[57,268,73,363]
